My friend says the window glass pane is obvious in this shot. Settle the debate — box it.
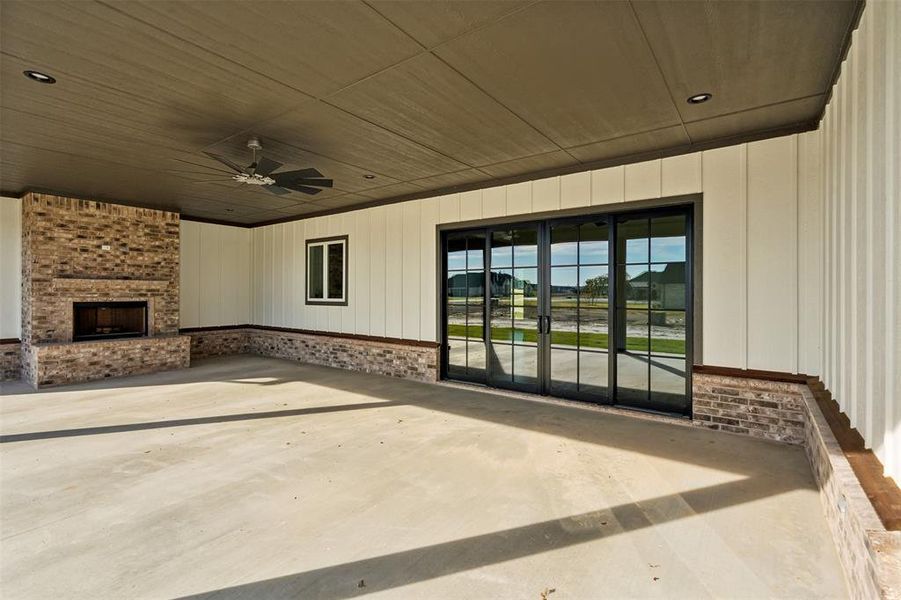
[446,299,467,339]
[466,234,485,270]
[448,339,467,376]
[648,262,686,310]
[551,224,578,266]
[651,215,686,262]
[466,302,484,339]
[616,352,648,405]
[551,267,578,307]
[623,309,649,353]
[578,308,607,349]
[550,348,579,395]
[447,273,469,300]
[549,317,577,348]
[490,268,513,298]
[513,345,538,386]
[513,229,538,267]
[488,343,513,384]
[491,230,513,268]
[618,218,649,264]
[579,350,608,397]
[327,242,344,299]
[650,356,687,411]
[616,265,650,309]
[467,270,485,304]
[650,311,685,356]
[579,266,608,309]
[489,268,513,342]
[467,341,486,378]
[580,220,608,264]
[447,235,467,271]
[308,245,324,299]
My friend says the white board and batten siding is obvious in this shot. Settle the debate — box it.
[818,0,900,477]
[0,197,22,340]
[179,219,252,328]
[243,133,820,382]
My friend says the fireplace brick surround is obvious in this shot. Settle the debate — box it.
[19,193,188,387]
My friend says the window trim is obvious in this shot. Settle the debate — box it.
[305,235,349,306]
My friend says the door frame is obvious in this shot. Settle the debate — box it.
[437,194,702,417]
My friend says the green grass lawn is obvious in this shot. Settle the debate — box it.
[447,324,685,355]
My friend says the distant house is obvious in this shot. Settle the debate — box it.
[628,263,686,310]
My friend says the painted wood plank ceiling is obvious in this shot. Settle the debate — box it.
[0,0,860,224]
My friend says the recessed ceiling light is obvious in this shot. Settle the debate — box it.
[24,70,56,84]
[687,92,712,104]
[363,174,376,180]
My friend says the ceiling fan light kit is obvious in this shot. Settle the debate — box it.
[189,138,334,196]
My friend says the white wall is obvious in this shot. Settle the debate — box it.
[819,0,900,478]
[0,196,22,340]
[179,220,252,328]
[249,133,821,377]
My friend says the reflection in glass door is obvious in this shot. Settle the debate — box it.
[442,207,691,416]
[487,225,541,393]
[445,232,485,383]
[548,219,610,401]
[615,214,689,413]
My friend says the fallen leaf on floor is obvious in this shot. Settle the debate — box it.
[649,564,660,568]
[358,579,365,588]
[540,588,556,599]
[653,577,660,582]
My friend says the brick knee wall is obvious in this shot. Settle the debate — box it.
[185,328,438,383]
[0,343,21,381]
[692,373,807,444]
[186,328,252,359]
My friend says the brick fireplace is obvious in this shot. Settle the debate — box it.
[20,193,189,387]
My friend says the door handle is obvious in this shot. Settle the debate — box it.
[537,315,544,334]
[545,315,551,333]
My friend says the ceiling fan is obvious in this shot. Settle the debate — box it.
[178,137,333,196]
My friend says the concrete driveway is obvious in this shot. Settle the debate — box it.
[1,355,846,599]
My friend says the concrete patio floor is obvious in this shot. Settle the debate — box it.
[1,355,846,599]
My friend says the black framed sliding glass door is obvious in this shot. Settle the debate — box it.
[487,224,542,393]
[441,206,692,416]
[614,213,690,414]
[548,218,610,402]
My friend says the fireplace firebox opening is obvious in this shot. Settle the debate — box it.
[73,301,148,342]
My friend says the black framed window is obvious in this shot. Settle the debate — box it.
[306,235,348,305]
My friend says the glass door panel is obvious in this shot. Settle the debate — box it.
[548,219,609,401]
[445,232,486,383]
[614,214,688,413]
[488,225,541,393]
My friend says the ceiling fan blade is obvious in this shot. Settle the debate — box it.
[294,178,333,188]
[255,156,284,177]
[202,151,246,173]
[171,158,235,175]
[273,167,323,180]
[264,185,292,195]
[279,182,323,195]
